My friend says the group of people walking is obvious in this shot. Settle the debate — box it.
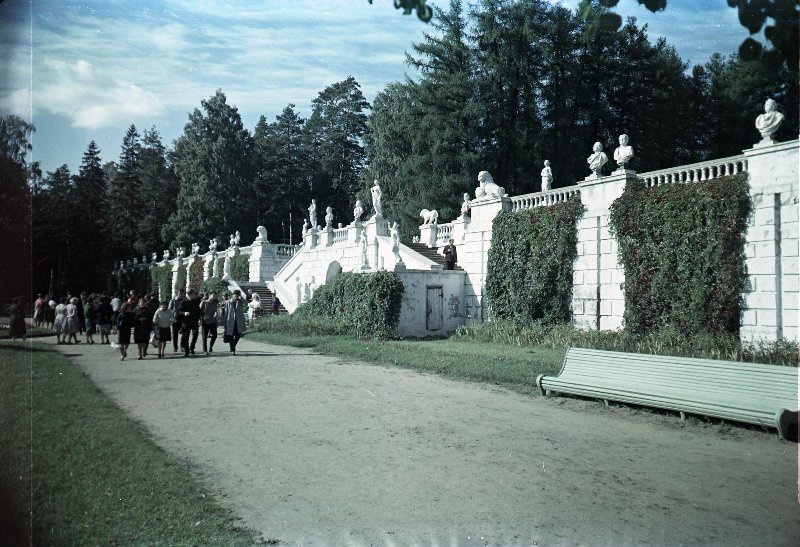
[116,287,247,360]
[34,288,247,360]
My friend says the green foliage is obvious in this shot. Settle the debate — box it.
[150,264,172,300]
[295,270,405,339]
[608,174,751,335]
[175,264,187,294]
[188,260,205,291]
[201,276,229,297]
[230,254,249,282]
[250,314,351,338]
[486,198,584,324]
[454,319,799,366]
[216,256,225,277]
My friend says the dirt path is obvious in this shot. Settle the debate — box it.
[49,334,798,545]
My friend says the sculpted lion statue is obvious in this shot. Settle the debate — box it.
[475,171,506,199]
[420,209,439,225]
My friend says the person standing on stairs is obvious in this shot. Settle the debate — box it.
[443,239,458,270]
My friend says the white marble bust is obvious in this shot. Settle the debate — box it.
[353,199,364,223]
[587,142,608,177]
[209,238,217,252]
[461,193,471,217]
[755,99,784,143]
[613,134,634,170]
[325,206,333,228]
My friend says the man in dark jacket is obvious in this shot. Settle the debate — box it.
[178,288,201,357]
[443,239,458,270]
[168,288,186,352]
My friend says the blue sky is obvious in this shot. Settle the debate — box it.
[1,0,746,176]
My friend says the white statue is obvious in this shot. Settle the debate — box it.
[541,160,553,192]
[234,231,241,246]
[151,252,158,263]
[223,256,231,279]
[475,171,506,199]
[325,206,333,228]
[176,247,185,258]
[119,260,125,270]
[229,234,235,248]
[308,199,318,229]
[353,199,364,223]
[613,134,634,170]
[255,225,268,242]
[412,235,420,244]
[371,180,383,217]
[390,221,402,263]
[420,209,438,225]
[461,193,471,218]
[587,142,608,178]
[360,233,369,267]
[191,242,200,256]
[302,219,309,238]
[209,238,218,252]
[755,98,784,143]
[163,249,170,261]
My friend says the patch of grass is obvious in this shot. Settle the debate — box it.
[0,322,53,339]
[247,331,564,394]
[0,341,257,545]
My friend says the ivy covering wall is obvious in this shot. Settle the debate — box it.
[297,270,405,339]
[608,173,751,335]
[150,265,172,301]
[230,255,249,282]
[486,198,584,324]
[175,266,187,294]
[188,260,205,291]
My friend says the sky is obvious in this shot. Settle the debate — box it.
[0,0,747,176]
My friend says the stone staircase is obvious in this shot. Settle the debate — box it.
[403,242,463,270]
[238,282,287,314]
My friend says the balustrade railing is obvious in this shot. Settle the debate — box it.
[276,244,298,257]
[639,155,747,188]
[435,223,454,245]
[511,186,581,212]
[332,227,349,244]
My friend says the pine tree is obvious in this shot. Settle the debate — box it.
[107,126,142,261]
[135,128,178,255]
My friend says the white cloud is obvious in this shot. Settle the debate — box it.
[36,59,165,129]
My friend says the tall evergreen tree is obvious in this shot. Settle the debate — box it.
[164,90,255,248]
[135,128,178,255]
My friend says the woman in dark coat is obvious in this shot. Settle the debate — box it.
[133,297,153,360]
[117,301,135,360]
[8,296,26,340]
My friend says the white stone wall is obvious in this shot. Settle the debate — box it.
[741,139,799,341]
[396,270,465,337]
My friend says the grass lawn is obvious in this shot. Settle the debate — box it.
[0,341,257,546]
[247,331,565,395]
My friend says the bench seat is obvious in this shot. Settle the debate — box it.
[536,347,798,439]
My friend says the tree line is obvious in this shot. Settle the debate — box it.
[1,0,797,302]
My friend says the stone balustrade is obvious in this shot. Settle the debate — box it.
[276,244,298,257]
[511,186,582,212]
[435,223,454,246]
[639,155,747,188]
[332,226,349,244]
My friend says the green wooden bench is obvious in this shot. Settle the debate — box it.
[536,347,798,439]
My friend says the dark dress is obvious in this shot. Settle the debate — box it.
[133,305,153,344]
[117,310,135,345]
[8,303,25,338]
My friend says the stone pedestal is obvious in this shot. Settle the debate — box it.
[325,226,334,247]
[249,241,272,283]
[469,196,512,229]
[419,223,438,248]
[364,215,388,241]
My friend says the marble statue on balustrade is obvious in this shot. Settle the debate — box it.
[234,231,241,246]
[420,209,438,225]
[755,98,784,144]
[191,242,200,256]
[613,134,634,172]
[176,247,185,258]
[302,219,310,239]
[325,206,334,228]
[360,232,369,268]
[474,171,506,199]
[209,238,218,252]
[229,234,236,248]
[151,252,158,263]
[460,193,471,219]
[371,180,383,217]
[308,199,318,229]
[586,142,608,179]
[353,199,364,223]
[163,249,171,261]
[390,222,403,264]
[541,160,553,192]
[254,226,268,243]
[119,261,125,270]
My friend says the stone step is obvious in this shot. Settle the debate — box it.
[403,242,463,270]
[238,283,287,314]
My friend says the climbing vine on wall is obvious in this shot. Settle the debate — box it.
[230,255,249,282]
[175,265,187,294]
[486,197,584,324]
[189,260,205,291]
[608,173,751,335]
[150,265,172,300]
[297,270,405,339]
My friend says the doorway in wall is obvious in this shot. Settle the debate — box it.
[426,285,443,331]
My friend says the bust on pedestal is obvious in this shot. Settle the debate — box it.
[755,98,785,146]
[586,142,608,180]
[612,134,635,175]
